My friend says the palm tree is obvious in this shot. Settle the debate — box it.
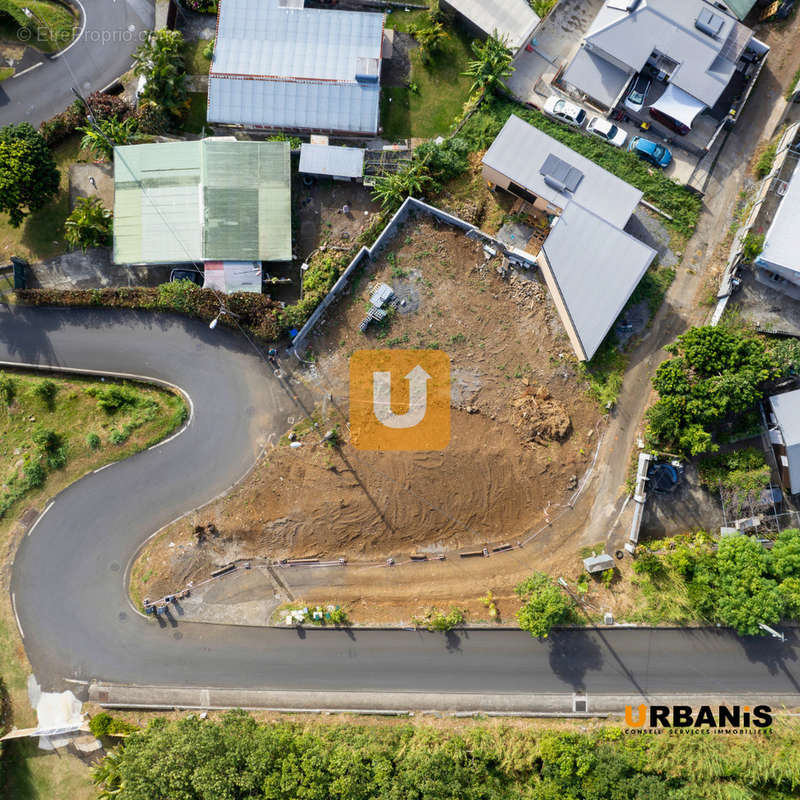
[65,197,113,251]
[133,30,188,118]
[79,117,138,160]
[371,158,434,210]
[462,32,514,96]
[92,749,125,798]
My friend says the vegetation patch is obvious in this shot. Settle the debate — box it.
[0,0,76,53]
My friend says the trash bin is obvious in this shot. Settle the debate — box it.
[11,257,27,290]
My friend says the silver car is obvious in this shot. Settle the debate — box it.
[586,116,628,147]
[543,96,587,128]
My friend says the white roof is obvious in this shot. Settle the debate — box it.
[203,261,263,294]
[650,82,707,126]
[584,0,752,107]
[299,143,365,177]
[482,115,642,228]
[757,158,800,276]
[209,0,384,134]
[771,389,800,493]
[445,0,540,51]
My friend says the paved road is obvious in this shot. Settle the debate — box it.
[2,306,800,703]
[0,0,153,129]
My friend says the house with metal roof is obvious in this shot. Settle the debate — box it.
[113,139,291,265]
[482,114,656,361]
[299,143,365,180]
[207,0,384,136]
[439,0,540,53]
[561,0,762,117]
[768,389,800,494]
[755,158,800,298]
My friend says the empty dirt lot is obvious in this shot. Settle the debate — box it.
[133,215,605,604]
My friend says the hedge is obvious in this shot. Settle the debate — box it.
[16,283,282,341]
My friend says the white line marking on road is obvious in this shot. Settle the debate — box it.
[52,0,86,59]
[94,463,113,474]
[27,501,54,536]
[12,593,23,639]
[13,62,42,78]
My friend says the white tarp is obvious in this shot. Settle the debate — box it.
[203,261,262,294]
[649,83,706,129]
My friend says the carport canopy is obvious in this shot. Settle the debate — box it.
[649,83,707,129]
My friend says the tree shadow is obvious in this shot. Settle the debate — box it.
[548,631,604,691]
[737,628,800,692]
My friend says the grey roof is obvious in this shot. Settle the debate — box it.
[299,143,365,177]
[757,158,800,275]
[541,202,656,360]
[113,139,291,264]
[481,114,642,228]
[208,0,384,134]
[443,0,540,51]
[770,388,800,493]
[561,44,631,108]
[583,0,752,107]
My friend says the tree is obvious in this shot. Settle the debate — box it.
[462,32,514,95]
[65,197,113,251]
[647,326,776,456]
[79,117,138,160]
[515,571,573,638]
[714,536,784,636]
[371,158,434,210]
[133,29,188,118]
[411,20,447,63]
[778,576,800,618]
[0,122,59,227]
[769,529,800,580]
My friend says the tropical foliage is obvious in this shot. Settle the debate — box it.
[79,116,138,160]
[133,29,188,118]
[515,571,574,638]
[92,710,800,800]
[646,326,775,456]
[371,158,435,210]
[463,32,514,95]
[0,122,59,227]
[64,197,113,251]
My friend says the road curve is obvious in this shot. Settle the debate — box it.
[3,305,800,702]
[0,0,153,129]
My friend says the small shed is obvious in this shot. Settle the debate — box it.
[299,143,365,181]
[583,553,614,574]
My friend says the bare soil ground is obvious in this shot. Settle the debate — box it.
[135,216,603,604]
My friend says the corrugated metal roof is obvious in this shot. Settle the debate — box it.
[204,261,263,294]
[770,389,800,492]
[721,0,757,21]
[541,202,656,361]
[113,139,291,265]
[582,0,752,107]
[208,0,383,134]
[299,143,365,177]
[757,158,800,276]
[444,0,539,51]
[482,114,642,229]
[561,44,631,109]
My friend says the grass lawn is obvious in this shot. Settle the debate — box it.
[184,38,212,75]
[2,739,94,800]
[182,92,209,134]
[0,66,14,80]
[0,0,77,53]
[0,135,84,264]
[0,371,186,731]
[380,20,474,139]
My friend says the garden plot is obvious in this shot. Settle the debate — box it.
[133,215,604,604]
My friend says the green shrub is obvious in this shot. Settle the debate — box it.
[202,40,214,59]
[94,384,140,412]
[89,712,113,737]
[328,607,348,625]
[515,571,573,638]
[109,429,128,445]
[86,432,101,449]
[413,607,465,631]
[33,379,57,406]
[742,232,765,262]
[22,461,45,489]
[32,427,61,453]
[0,372,15,405]
[755,140,778,179]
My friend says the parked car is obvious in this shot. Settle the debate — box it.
[543,96,586,128]
[169,268,204,286]
[586,116,628,147]
[624,73,651,113]
[628,136,672,168]
[648,107,690,136]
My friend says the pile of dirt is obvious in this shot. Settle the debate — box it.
[510,386,571,444]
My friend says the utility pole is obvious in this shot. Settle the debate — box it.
[758,622,785,642]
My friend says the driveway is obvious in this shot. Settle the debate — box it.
[0,0,153,128]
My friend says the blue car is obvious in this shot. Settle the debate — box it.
[628,136,672,169]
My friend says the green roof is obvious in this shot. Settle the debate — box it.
[721,0,756,20]
[113,139,291,264]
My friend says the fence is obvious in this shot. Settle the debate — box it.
[291,197,535,356]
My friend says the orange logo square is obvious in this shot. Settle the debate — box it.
[349,350,451,451]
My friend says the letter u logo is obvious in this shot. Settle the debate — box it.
[625,704,647,727]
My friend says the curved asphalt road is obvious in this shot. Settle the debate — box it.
[3,305,800,701]
[0,0,153,129]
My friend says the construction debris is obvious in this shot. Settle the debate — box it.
[510,386,571,444]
